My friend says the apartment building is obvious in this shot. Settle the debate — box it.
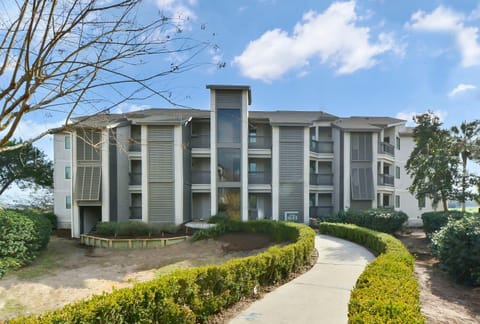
[54,85,433,237]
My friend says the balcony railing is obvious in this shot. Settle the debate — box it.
[129,206,142,219]
[192,170,210,184]
[310,173,333,186]
[248,135,272,149]
[128,142,141,152]
[248,171,272,184]
[310,140,334,153]
[378,173,394,186]
[378,142,395,156]
[129,172,142,186]
[191,134,210,148]
[309,206,334,218]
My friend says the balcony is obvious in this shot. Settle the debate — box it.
[248,171,272,184]
[309,206,334,218]
[310,140,334,154]
[128,142,141,152]
[129,172,142,186]
[377,173,394,186]
[191,134,210,148]
[192,170,210,184]
[129,206,142,219]
[378,142,394,156]
[310,173,333,186]
[248,135,272,149]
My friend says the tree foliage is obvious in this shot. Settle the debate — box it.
[0,0,221,152]
[450,120,480,211]
[0,139,53,195]
[406,112,459,211]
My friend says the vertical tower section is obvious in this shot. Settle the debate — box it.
[207,85,251,221]
[53,133,73,229]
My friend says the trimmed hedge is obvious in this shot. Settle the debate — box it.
[421,211,466,238]
[0,209,52,278]
[431,214,480,286]
[324,208,408,234]
[10,221,315,323]
[319,223,424,323]
[94,221,179,237]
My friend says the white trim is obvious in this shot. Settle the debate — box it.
[241,90,249,221]
[174,126,183,225]
[271,126,280,221]
[101,129,110,222]
[343,132,351,209]
[210,89,217,216]
[303,127,310,224]
[141,125,149,222]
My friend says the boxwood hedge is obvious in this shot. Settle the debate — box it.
[10,220,315,323]
[319,222,424,324]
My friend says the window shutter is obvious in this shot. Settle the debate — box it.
[75,166,101,200]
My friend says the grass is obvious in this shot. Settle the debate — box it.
[14,251,63,280]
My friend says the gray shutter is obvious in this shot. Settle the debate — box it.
[351,167,373,200]
[216,90,242,109]
[75,166,101,200]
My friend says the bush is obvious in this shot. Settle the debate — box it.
[207,212,229,225]
[319,222,424,323]
[431,214,480,286]
[421,211,466,238]
[0,209,52,278]
[94,221,179,237]
[325,208,408,234]
[11,221,315,323]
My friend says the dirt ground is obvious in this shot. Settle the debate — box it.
[397,229,480,324]
[0,232,274,321]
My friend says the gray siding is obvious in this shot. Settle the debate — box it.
[148,126,175,223]
[279,127,304,222]
[215,90,242,109]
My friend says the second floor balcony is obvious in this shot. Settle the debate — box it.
[378,142,395,157]
[192,170,211,184]
[248,171,272,184]
[309,206,334,218]
[129,172,142,186]
[310,173,333,186]
[248,135,272,149]
[310,140,334,154]
[378,173,394,186]
[191,134,210,148]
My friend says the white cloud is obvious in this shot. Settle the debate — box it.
[396,110,448,126]
[112,103,151,114]
[155,0,197,21]
[233,1,399,81]
[407,6,480,67]
[448,83,476,97]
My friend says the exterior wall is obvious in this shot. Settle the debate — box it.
[271,126,280,220]
[115,126,130,222]
[397,131,435,223]
[53,133,72,229]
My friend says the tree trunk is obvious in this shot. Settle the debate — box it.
[462,154,467,213]
[441,191,449,212]
[0,179,15,196]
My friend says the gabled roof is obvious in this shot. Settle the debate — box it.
[333,116,406,132]
[249,110,338,126]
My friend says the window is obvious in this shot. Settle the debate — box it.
[64,135,71,149]
[249,129,257,143]
[418,196,426,209]
[65,195,72,209]
[249,162,257,173]
[396,136,400,150]
[396,166,400,179]
[395,195,400,208]
[217,109,241,143]
[217,148,241,182]
[65,166,71,179]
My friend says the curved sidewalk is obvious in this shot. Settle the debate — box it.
[230,234,375,324]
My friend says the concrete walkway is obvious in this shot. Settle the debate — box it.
[230,234,375,324]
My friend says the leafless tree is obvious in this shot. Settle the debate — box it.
[0,0,221,152]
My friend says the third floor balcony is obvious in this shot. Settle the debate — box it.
[248,135,272,149]
[378,142,394,157]
[248,171,272,184]
[191,134,210,148]
[310,140,334,154]
[310,173,333,186]
[192,170,211,184]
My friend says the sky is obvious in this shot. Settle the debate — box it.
[2,0,480,203]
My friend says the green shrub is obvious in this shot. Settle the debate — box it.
[319,222,424,323]
[207,212,229,224]
[0,209,51,278]
[94,221,179,237]
[11,221,315,323]
[431,214,480,286]
[325,208,408,234]
[421,211,466,238]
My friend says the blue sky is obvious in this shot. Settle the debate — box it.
[2,0,480,202]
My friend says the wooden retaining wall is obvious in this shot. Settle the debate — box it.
[80,234,189,248]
